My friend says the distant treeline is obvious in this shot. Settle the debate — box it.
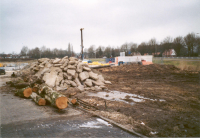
[84,32,200,58]
[2,32,200,59]
[20,43,76,59]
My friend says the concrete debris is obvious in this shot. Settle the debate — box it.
[28,56,111,92]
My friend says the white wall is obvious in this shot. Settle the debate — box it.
[115,55,153,64]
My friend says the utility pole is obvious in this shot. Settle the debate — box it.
[80,28,84,60]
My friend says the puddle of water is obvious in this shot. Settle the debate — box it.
[87,91,143,104]
[79,118,111,128]
[87,91,165,104]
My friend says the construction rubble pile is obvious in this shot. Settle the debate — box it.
[8,56,111,110]
[30,56,111,92]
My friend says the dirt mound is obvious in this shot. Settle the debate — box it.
[94,63,200,137]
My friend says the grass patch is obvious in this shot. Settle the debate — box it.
[153,59,200,71]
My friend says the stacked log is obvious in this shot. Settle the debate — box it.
[30,92,46,106]
[15,87,32,98]
[12,82,68,109]
[39,85,68,109]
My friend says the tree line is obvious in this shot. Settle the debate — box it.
[20,43,75,59]
[14,32,200,59]
[85,32,200,58]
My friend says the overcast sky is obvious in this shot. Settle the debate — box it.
[1,0,200,54]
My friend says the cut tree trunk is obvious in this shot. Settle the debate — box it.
[14,83,30,89]
[32,86,39,93]
[71,99,77,105]
[30,92,46,105]
[15,87,32,98]
[40,85,68,109]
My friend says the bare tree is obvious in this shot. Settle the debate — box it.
[184,33,196,56]
[148,38,157,56]
[88,45,95,58]
[173,36,185,56]
[20,46,29,56]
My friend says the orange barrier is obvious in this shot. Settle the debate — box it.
[142,61,153,65]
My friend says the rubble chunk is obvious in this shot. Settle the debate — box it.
[68,65,76,69]
[89,72,99,80]
[53,58,61,64]
[85,79,93,87]
[67,69,76,77]
[70,81,77,87]
[83,66,91,71]
[79,72,89,81]
[105,81,112,84]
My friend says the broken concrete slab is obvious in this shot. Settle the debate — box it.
[53,58,61,64]
[43,71,58,87]
[67,75,73,80]
[89,72,99,80]
[105,81,112,84]
[92,79,105,86]
[79,72,89,81]
[69,61,75,65]
[67,69,76,77]
[94,86,102,91]
[70,81,77,87]
[68,65,76,69]
[76,63,83,73]
[34,68,50,79]
[84,79,93,87]
[55,72,64,86]
[83,66,91,71]
[77,85,85,92]
[45,62,52,68]
[54,64,62,67]
[98,75,105,82]
[74,78,81,86]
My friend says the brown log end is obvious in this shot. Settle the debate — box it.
[71,99,77,105]
[32,87,39,93]
[56,97,68,109]
[38,98,46,106]
[23,88,32,98]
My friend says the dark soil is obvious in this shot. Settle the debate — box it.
[93,64,200,137]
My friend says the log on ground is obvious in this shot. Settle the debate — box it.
[40,85,68,109]
[14,83,30,89]
[15,87,32,98]
[30,92,46,105]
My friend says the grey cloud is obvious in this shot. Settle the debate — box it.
[1,0,200,54]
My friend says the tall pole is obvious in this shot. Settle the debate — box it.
[80,28,84,60]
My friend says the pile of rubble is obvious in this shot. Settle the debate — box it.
[29,56,111,92]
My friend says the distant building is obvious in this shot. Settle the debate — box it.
[20,56,30,59]
[162,49,176,57]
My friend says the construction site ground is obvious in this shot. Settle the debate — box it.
[1,63,200,137]
[75,63,200,137]
[0,75,135,137]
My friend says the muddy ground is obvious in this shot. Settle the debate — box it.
[2,63,200,137]
[76,64,200,137]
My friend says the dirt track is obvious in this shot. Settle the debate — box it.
[83,64,200,137]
